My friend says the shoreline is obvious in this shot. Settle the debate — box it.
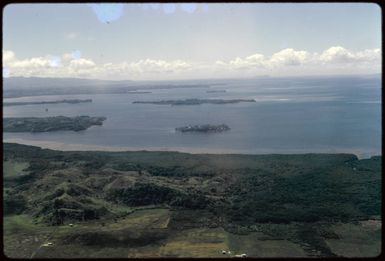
[3,138,380,159]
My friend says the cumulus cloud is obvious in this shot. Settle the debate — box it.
[2,46,381,80]
[69,58,96,69]
[216,48,311,71]
[129,59,191,74]
[319,46,356,63]
[319,46,381,64]
[2,50,192,79]
[11,57,51,68]
[216,46,381,74]
[2,50,15,63]
[270,48,310,66]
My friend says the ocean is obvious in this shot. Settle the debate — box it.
[3,76,381,158]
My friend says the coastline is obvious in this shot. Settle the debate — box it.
[3,138,380,159]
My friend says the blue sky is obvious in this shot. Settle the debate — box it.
[3,3,381,80]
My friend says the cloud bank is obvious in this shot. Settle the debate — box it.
[3,46,381,80]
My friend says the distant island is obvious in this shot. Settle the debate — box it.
[176,124,230,133]
[126,91,152,94]
[3,99,93,106]
[3,116,106,132]
[206,90,227,93]
[133,98,255,106]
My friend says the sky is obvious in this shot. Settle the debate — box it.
[2,3,382,80]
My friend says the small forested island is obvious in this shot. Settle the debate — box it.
[176,124,230,133]
[3,116,106,132]
[133,98,255,106]
[206,90,227,93]
[126,91,152,94]
[3,99,93,106]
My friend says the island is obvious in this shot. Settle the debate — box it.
[125,91,152,94]
[3,99,93,106]
[3,116,106,132]
[133,98,255,106]
[176,124,230,133]
[206,90,227,93]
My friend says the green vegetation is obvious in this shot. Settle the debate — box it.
[133,98,256,105]
[3,99,92,106]
[3,143,381,258]
[176,124,230,133]
[3,116,106,132]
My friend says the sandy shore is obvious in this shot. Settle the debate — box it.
[3,138,380,159]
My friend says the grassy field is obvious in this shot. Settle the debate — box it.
[3,143,382,258]
[4,211,382,258]
[324,220,381,257]
[227,231,307,257]
[3,160,29,177]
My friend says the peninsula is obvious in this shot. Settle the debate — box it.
[133,98,255,106]
[176,124,230,133]
[3,116,106,132]
[3,99,93,106]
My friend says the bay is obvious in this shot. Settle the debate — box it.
[3,76,381,158]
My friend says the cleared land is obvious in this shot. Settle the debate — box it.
[3,143,381,258]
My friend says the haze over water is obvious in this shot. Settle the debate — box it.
[3,76,381,158]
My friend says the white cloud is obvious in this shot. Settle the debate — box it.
[216,46,381,75]
[2,50,192,79]
[2,46,381,80]
[319,46,356,63]
[11,57,51,68]
[69,58,96,69]
[2,50,15,63]
[319,46,381,64]
[270,48,310,66]
[129,59,191,74]
[216,48,311,71]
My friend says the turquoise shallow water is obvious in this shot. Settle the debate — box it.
[3,77,381,158]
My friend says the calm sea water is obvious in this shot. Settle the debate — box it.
[3,77,381,158]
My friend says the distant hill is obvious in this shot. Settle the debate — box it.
[2,77,136,98]
[3,77,134,90]
[2,77,212,98]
